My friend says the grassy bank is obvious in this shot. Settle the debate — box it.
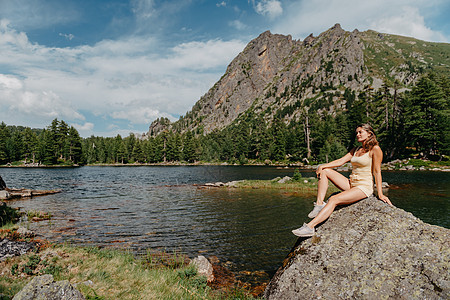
[219,175,340,196]
[0,226,257,300]
[233,177,319,191]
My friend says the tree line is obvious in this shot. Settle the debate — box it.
[0,119,83,165]
[0,73,448,166]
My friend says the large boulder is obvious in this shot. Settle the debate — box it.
[13,274,85,300]
[265,196,449,299]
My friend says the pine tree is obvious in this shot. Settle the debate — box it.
[269,118,286,161]
[182,131,196,163]
[23,127,38,163]
[404,74,448,158]
[132,141,145,163]
[68,126,83,164]
[0,122,10,164]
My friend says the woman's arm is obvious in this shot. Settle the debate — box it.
[316,148,355,177]
[372,145,392,205]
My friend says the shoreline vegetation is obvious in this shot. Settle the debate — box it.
[0,168,446,298]
[0,225,261,300]
[0,174,337,299]
[1,158,449,172]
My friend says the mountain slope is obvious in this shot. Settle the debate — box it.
[148,24,450,136]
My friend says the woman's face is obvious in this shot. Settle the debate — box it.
[356,127,371,143]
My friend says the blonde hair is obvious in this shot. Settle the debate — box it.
[357,123,379,151]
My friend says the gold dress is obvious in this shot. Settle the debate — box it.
[349,149,374,197]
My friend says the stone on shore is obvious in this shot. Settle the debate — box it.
[277,176,291,184]
[264,196,449,299]
[0,239,35,261]
[0,190,10,200]
[13,274,85,300]
[190,255,215,282]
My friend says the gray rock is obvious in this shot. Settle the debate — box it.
[13,274,85,300]
[0,190,10,200]
[17,227,35,238]
[0,239,35,261]
[278,176,291,184]
[265,196,449,299]
[225,180,244,187]
[190,255,214,282]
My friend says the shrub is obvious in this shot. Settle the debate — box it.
[0,203,20,226]
[292,169,303,181]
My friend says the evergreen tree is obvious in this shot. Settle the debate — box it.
[404,74,449,158]
[68,126,83,164]
[131,141,145,163]
[0,122,10,163]
[23,127,38,163]
[183,131,196,162]
[269,118,286,161]
[116,136,128,164]
[39,129,57,165]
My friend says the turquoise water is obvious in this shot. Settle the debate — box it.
[2,166,448,280]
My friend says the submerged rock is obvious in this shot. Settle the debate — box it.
[13,274,85,300]
[264,196,449,299]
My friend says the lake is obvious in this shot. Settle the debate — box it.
[2,166,449,282]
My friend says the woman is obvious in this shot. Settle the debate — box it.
[292,124,392,237]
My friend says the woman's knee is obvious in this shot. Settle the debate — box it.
[328,194,342,205]
[319,168,332,178]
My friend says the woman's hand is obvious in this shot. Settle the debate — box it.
[378,194,392,206]
[316,165,323,179]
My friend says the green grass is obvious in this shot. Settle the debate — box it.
[0,244,258,300]
[26,210,51,221]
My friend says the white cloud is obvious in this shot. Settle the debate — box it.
[111,107,177,124]
[0,21,246,136]
[72,122,94,132]
[273,0,448,42]
[0,74,84,122]
[59,33,75,41]
[0,0,79,30]
[169,39,246,70]
[217,1,227,7]
[370,6,447,42]
[254,0,283,19]
[229,20,248,30]
[131,0,156,20]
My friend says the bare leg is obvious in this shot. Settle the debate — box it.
[308,187,366,228]
[316,169,351,205]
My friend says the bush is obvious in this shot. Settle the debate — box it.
[0,202,20,226]
[292,169,303,181]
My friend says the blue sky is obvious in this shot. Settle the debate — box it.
[0,0,449,137]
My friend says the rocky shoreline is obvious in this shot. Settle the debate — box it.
[1,159,449,172]
[0,227,266,299]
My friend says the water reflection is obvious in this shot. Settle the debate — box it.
[1,166,448,277]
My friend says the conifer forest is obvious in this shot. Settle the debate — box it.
[0,73,448,166]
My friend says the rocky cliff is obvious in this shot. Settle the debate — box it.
[149,24,450,136]
[264,196,449,299]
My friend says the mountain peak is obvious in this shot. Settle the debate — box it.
[148,26,449,136]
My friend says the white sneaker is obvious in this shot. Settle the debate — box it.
[292,223,315,237]
[308,202,326,218]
